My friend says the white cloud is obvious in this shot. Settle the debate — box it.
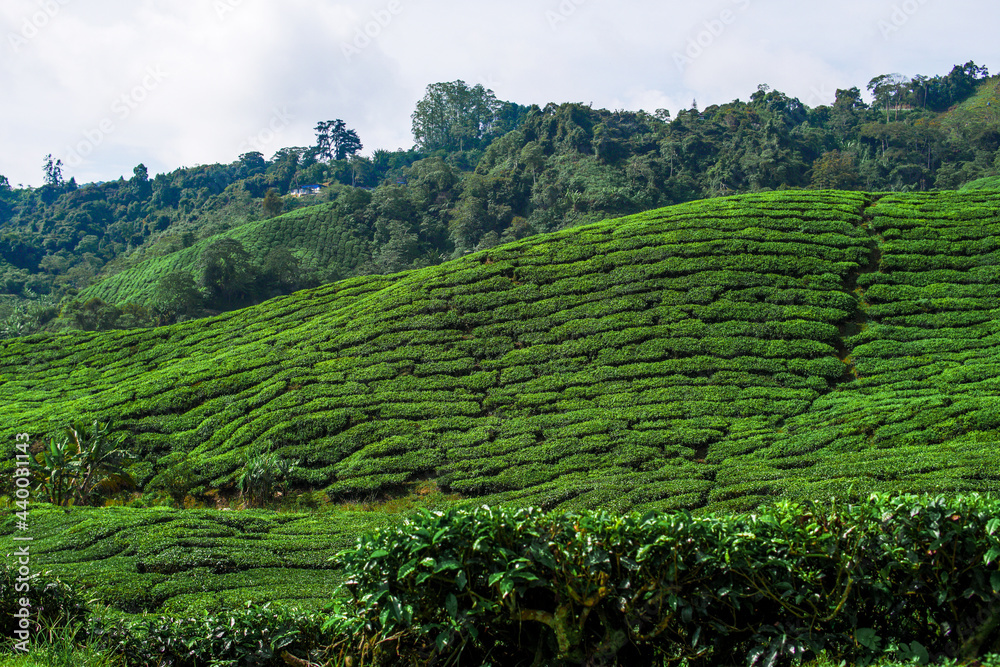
[0,0,997,186]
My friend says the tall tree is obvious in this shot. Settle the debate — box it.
[42,154,64,186]
[868,73,907,122]
[259,247,300,292]
[411,81,504,153]
[0,174,11,221]
[314,119,363,161]
[130,163,152,200]
[237,151,266,177]
[153,271,203,321]
[263,189,284,218]
[810,150,859,190]
[197,238,257,307]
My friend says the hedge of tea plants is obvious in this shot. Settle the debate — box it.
[0,504,388,614]
[712,191,1000,512]
[4,494,997,666]
[1,190,999,516]
[325,493,1000,666]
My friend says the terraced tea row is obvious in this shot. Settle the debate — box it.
[77,203,369,306]
[708,192,1000,510]
[0,505,387,613]
[2,190,999,515]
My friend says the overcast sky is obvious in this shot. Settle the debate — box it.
[1,0,997,188]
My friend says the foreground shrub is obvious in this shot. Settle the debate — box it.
[324,493,1000,666]
[27,420,137,508]
[90,602,331,667]
[1,564,90,644]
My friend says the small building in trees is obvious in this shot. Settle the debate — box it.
[290,184,323,197]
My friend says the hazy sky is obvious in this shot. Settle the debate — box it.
[1,0,997,187]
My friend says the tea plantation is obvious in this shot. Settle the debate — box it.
[2,505,388,614]
[74,200,370,306]
[2,189,1000,616]
[3,190,1000,508]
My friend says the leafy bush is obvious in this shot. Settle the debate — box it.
[326,493,1000,666]
[91,602,331,667]
[28,421,136,507]
[238,445,296,508]
[1,563,90,642]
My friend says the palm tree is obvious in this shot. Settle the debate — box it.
[30,421,136,507]
[30,434,79,506]
[238,443,296,508]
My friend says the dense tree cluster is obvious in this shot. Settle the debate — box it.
[0,62,995,336]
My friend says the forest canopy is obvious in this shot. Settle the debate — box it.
[0,61,995,337]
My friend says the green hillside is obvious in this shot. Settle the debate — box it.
[942,73,1000,129]
[5,63,998,345]
[961,174,1000,190]
[74,200,369,307]
[3,189,998,517]
[3,188,1000,621]
[1,505,387,614]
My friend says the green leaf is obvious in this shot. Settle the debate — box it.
[370,549,389,559]
[397,559,417,580]
[445,593,458,619]
[991,571,1000,594]
[855,628,880,650]
[488,572,505,587]
[435,558,461,573]
[901,641,929,665]
[383,596,402,625]
[455,570,467,591]
[680,605,693,624]
[529,543,557,570]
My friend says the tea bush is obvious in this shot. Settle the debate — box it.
[2,190,1000,517]
[327,493,1000,666]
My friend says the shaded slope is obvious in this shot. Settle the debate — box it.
[2,191,998,514]
[708,191,1000,509]
[0,505,387,613]
[76,201,369,306]
[941,74,1000,130]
